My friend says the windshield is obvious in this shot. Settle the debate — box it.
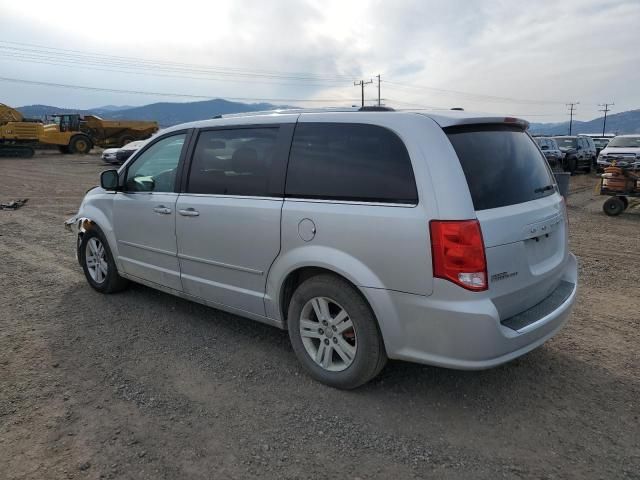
[606,136,640,148]
[446,126,555,210]
[553,137,577,148]
[593,138,610,148]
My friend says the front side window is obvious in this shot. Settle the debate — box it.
[187,128,279,196]
[285,123,418,204]
[125,134,186,192]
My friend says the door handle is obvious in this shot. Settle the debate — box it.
[179,208,200,217]
[153,205,172,215]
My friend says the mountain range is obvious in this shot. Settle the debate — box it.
[529,109,640,135]
[16,99,290,127]
[16,100,640,134]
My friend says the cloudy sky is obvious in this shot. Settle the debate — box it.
[1,0,639,122]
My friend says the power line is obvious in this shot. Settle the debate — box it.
[0,76,359,104]
[0,51,352,89]
[598,102,614,136]
[354,79,373,107]
[0,40,357,82]
[0,41,579,110]
[0,50,351,87]
[566,102,579,135]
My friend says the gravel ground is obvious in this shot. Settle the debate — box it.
[1,152,639,479]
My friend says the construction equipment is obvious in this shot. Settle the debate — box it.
[1,103,158,157]
[49,114,159,151]
[80,115,158,147]
[0,103,40,157]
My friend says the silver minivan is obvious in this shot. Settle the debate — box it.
[66,108,577,389]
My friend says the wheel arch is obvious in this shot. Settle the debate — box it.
[266,246,386,327]
[73,204,121,269]
[277,263,391,346]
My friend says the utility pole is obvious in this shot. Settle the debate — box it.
[598,103,614,136]
[566,102,579,135]
[376,74,381,106]
[354,79,373,108]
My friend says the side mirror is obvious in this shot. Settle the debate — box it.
[100,169,119,191]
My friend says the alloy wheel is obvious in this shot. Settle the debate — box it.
[85,237,108,284]
[299,296,357,372]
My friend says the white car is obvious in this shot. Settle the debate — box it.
[115,140,146,164]
[101,140,146,165]
[597,135,640,170]
[101,147,119,164]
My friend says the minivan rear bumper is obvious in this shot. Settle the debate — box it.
[364,253,577,370]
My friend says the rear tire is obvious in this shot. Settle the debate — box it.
[287,274,387,389]
[79,227,129,293]
[69,135,93,154]
[603,197,625,217]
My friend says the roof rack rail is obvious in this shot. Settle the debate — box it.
[358,106,395,112]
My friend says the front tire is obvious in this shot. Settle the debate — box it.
[287,274,387,389]
[79,228,129,293]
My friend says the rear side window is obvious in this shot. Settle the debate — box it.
[285,123,418,204]
[446,126,555,211]
[187,128,279,196]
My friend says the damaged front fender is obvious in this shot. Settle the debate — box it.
[64,216,95,234]
[64,216,96,265]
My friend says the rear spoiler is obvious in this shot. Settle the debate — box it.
[420,112,530,131]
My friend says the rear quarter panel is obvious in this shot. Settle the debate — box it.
[265,112,473,321]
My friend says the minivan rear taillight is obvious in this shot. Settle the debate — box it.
[429,220,488,291]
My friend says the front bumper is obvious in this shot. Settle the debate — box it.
[365,253,578,370]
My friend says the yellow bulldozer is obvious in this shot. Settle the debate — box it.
[0,103,159,158]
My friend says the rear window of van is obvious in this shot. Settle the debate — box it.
[446,125,555,211]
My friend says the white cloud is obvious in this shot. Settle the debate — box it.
[0,0,638,121]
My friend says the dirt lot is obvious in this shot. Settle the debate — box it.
[1,152,639,479]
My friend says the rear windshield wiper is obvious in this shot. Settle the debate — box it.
[534,185,554,194]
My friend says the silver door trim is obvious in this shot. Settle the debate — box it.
[283,197,418,208]
[118,240,177,257]
[178,193,283,201]
[177,253,264,275]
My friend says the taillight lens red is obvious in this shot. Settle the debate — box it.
[430,220,488,291]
